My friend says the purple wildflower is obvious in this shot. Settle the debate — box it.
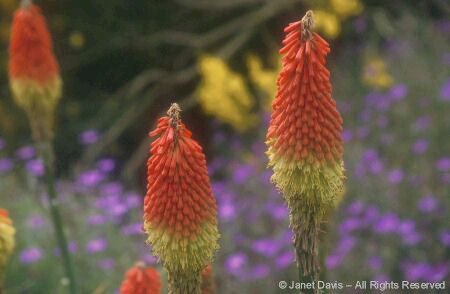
[97,258,115,270]
[0,158,13,172]
[276,251,294,269]
[440,78,450,101]
[388,169,404,183]
[26,159,45,176]
[412,139,429,154]
[79,130,99,145]
[418,195,439,213]
[16,145,36,160]
[250,264,270,279]
[97,158,116,173]
[86,238,108,253]
[121,223,144,235]
[436,157,450,172]
[20,247,43,264]
[225,253,248,276]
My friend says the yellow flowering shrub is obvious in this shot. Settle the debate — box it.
[246,54,281,109]
[311,0,364,38]
[363,56,394,89]
[196,55,257,132]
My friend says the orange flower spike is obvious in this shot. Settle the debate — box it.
[0,208,16,290]
[120,262,162,294]
[9,0,62,140]
[266,11,345,280]
[144,103,219,294]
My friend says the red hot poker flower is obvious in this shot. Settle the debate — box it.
[9,1,62,140]
[120,262,162,294]
[144,103,219,293]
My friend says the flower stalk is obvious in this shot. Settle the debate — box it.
[266,10,345,293]
[8,2,77,293]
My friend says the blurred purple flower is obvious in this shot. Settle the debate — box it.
[339,217,362,234]
[97,258,115,270]
[101,182,123,196]
[20,247,43,264]
[412,139,429,154]
[440,78,450,101]
[266,203,288,220]
[122,223,144,235]
[426,264,449,282]
[325,254,343,269]
[16,145,36,160]
[375,274,389,283]
[347,200,365,215]
[404,262,431,281]
[389,84,408,101]
[233,164,254,184]
[364,205,380,224]
[252,239,282,258]
[368,255,383,271]
[26,159,45,177]
[373,213,399,233]
[336,236,357,254]
[440,230,450,246]
[87,214,109,225]
[79,130,99,145]
[397,219,416,235]
[0,158,13,173]
[402,232,422,245]
[225,253,248,276]
[369,159,384,175]
[125,192,141,209]
[110,203,129,217]
[342,129,353,142]
[219,199,237,222]
[388,169,404,183]
[250,264,270,279]
[78,169,105,187]
[276,251,294,269]
[69,241,78,253]
[436,157,450,171]
[142,254,157,265]
[418,195,439,213]
[26,214,45,229]
[97,158,116,173]
[86,238,108,253]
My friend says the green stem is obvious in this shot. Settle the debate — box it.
[37,140,77,294]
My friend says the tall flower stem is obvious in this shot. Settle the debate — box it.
[37,140,77,294]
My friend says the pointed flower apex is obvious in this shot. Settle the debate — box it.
[9,2,62,140]
[0,208,15,271]
[144,103,219,291]
[266,10,345,207]
[120,262,162,294]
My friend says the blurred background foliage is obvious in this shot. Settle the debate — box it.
[0,0,449,293]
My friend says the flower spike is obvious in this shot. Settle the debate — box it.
[120,262,162,294]
[266,10,345,286]
[144,103,220,294]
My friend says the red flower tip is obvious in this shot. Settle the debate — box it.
[267,13,343,165]
[120,262,162,294]
[9,2,59,84]
[145,103,218,241]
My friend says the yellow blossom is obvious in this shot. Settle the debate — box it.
[330,0,363,18]
[246,54,281,109]
[314,10,341,38]
[69,31,85,49]
[363,56,394,89]
[196,55,257,132]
